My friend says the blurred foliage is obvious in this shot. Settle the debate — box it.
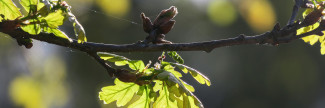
[207,0,237,27]
[239,0,276,33]
[9,56,68,108]
[95,0,130,17]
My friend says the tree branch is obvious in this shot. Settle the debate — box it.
[1,1,325,78]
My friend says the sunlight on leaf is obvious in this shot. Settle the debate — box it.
[43,28,72,42]
[0,0,22,20]
[43,10,64,28]
[129,60,145,72]
[21,19,41,35]
[321,41,325,55]
[167,51,184,64]
[128,85,152,108]
[98,52,130,66]
[170,63,211,86]
[153,81,178,108]
[99,79,139,107]
[20,0,44,13]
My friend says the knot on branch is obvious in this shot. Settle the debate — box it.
[0,19,33,49]
[141,6,178,44]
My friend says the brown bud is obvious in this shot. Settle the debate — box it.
[141,13,153,33]
[153,6,178,27]
[158,20,175,34]
[154,34,172,44]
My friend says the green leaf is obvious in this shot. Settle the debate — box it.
[74,20,87,43]
[153,81,178,108]
[167,51,184,64]
[43,28,72,41]
[0,0,22,20]
[321,41,325,55]
[43,9,64,28]
[170,63,211,86]
[129,60,145,72]
[20,0,44,13]
[98,52,130,66]
[128,85,152,108]
[21,19,41,35]
[163,63,182,78]
[302,8,313,18]
[99,79,139,107]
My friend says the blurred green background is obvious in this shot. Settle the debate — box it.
[1,0,325,108]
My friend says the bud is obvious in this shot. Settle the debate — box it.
[158,20,175,34]
[153,6,178,27]
[141,13,153,33]
[115,69,138,83]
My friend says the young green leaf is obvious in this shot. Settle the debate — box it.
[128,85,152,108]
[129,60,145,72]
[43,28,72,42]
[167,51,184,64]
[20,0,44,13]
[97,52,130,66]
[153,81,178,108]
[43,10,64,28]
[99,79,139,107]
[73,20,87,43]
[170,63,211,86]
[21,20,41,35]
[162,63,182,78]
[0,0,22,20]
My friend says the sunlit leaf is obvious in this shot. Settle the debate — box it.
[297,22,319,35]
[43,10,64,28]
[129,60,145,72]
[170,63,211,86]
[20,0,44,13]
[74,20,87,43]
[21,19,41,35]
[303,8,314,18]
[98,52,130,66]
[0,0,22,20]
[43,28,72,41]
[167,51,184,64]
[99,79,139,107]
[162,63,182,78]
[321,42,325,55]
[152,81,178,108]
[128,85,152,108]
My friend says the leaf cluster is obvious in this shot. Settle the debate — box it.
[98,51,210,108]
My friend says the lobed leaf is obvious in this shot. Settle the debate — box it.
[156,71,203,108]
[20,0,44,13]
[152,81,178,108]
[128,85,152,108]
[170,63,211,86]
[98,52,130,66]
[43,9,64,28]
[99,79,139,107]
[129,60,145,72]
[43,28,72,41]
[0,0,22,21]
[167,51,184,64]
[21,19,41,35]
